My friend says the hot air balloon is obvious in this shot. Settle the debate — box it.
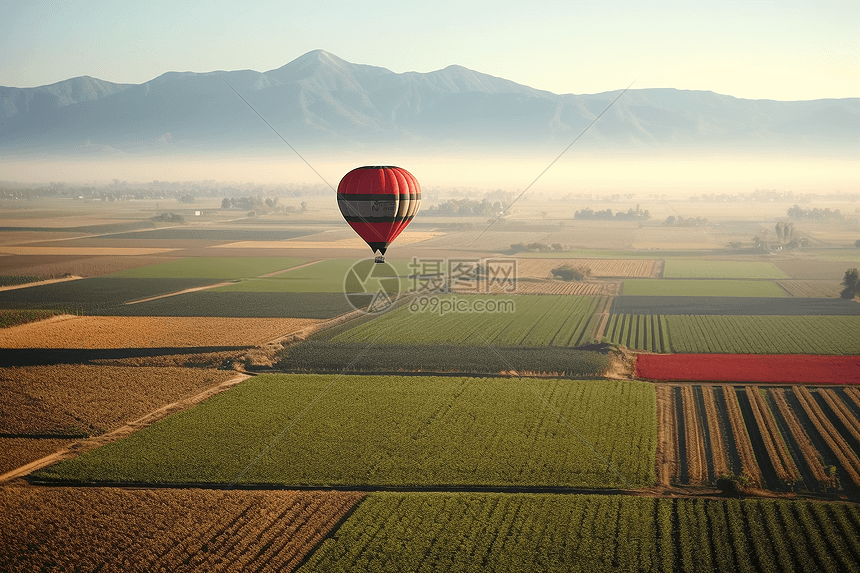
[337,166,420,263]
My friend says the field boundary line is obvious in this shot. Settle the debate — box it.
[1,374,251,484]
[0,275,83,291]
[125,281,239,304]
[256,258,326,277]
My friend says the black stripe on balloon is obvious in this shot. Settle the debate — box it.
[337,193,420,201]
[341,215,415,224]
[367,242,388,255]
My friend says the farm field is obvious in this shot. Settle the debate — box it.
[95,228,320,241]
[0,365,239,477]
[105,256,309,279]
[638,354,860,383]
[664,315,860,354]
[655,384,860,493]
[0,277,217,312]
[303,492,860,572]
[0,316,320,348]
[775,259,860,280]
[0,486,363,573]
[331,294,605,347]
[663,259,789,278]
[0,439,70,475]
[33,374,657,489]
[460,278,615,296]
[610,295,860,315]
[610,315,860,354]
[0,365,237,437]
[207,258,414,293]
[278,341,610,377]
[0,254,173,278]
[515,258,657,278]
[0,309,61,328]
[621,279,789,297]
[104,291,359,319]
[778,280,843,298]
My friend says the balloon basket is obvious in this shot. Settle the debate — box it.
[374,255,385,264]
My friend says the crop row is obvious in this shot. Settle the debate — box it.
[302,493,860,572]
[604,314,669,352]
[0,488,362,573]
[613,314,860,354]
[331,295,605,347]
[34,374,657,489]
[659,384,860,492]
[277,341,610,377]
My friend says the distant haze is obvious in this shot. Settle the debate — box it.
[1,50,858,193]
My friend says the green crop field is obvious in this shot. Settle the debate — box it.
[331,294,604,346]
[622,279,789,297]
[106,291,356,319]
[663,260,789,279]
[278,342,610,376]
[603,314,670,353]
[664,315,860,354]
[606,314,860,354]
[214,258,414,293]
[302,493,860,573]
[34,374,656,488]
[104,257,309,279]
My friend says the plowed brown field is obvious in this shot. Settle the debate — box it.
[0,365,237,435]
[0,487,364,573]
[0,316,321,348]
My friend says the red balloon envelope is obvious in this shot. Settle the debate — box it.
[337,166,420,261]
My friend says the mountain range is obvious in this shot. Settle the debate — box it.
[2,49,858,157]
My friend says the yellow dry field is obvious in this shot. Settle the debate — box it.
[0,316,322,348]
[216,231,443,250]
[0,365,238,435]
[0,487,364,573]
[0,246,178,256]
[517,258,657,278]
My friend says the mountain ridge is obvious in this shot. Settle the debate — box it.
[2,49,858,155]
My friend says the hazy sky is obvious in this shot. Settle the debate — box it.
[2,0,858,100]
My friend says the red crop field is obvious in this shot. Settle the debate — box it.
[637,354,860,384]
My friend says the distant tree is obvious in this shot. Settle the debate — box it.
[221,198,231,209]
[775,221,784,242]
[665,215,676,225]
[551,264,590,281]
[841,268,860,299]
[855,239,860,248]
[728,241,743,250]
